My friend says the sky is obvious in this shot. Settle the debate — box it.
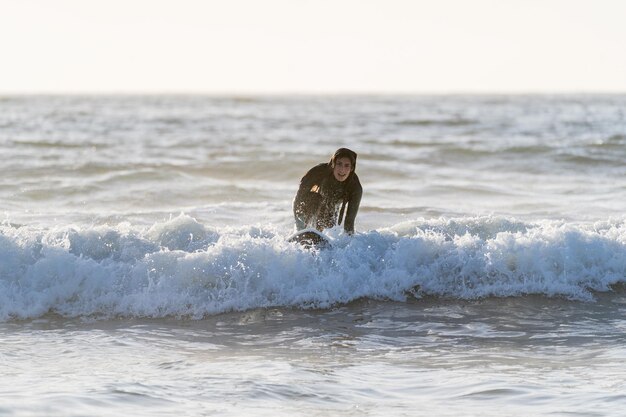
[1,0,625,94]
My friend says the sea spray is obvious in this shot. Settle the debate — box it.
[1,215,626,321]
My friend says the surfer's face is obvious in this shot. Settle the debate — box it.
[333,157,352,182]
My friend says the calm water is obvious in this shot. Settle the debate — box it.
[1,95,626,416]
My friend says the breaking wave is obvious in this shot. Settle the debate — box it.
[1,214,626,321]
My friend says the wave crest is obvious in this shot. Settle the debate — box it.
[1,215,626,321]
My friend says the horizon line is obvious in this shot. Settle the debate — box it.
[2,89,626,97]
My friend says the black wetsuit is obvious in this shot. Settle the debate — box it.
[293,163,362,234]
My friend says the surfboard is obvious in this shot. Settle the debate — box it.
[287,228,332,249]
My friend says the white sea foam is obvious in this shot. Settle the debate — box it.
[1,214,625,321]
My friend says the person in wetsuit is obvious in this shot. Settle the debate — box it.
[293,148,362,235]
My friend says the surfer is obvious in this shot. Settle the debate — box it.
[293,148,362,235]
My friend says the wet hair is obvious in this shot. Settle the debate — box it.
[330,148,357,171]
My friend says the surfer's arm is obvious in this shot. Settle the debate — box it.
[343,180,362,234]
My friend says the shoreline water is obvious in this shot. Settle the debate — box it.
[2,295,626,416]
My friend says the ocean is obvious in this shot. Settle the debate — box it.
[1,94,625,416]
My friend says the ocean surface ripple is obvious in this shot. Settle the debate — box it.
[2,95,626,417]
